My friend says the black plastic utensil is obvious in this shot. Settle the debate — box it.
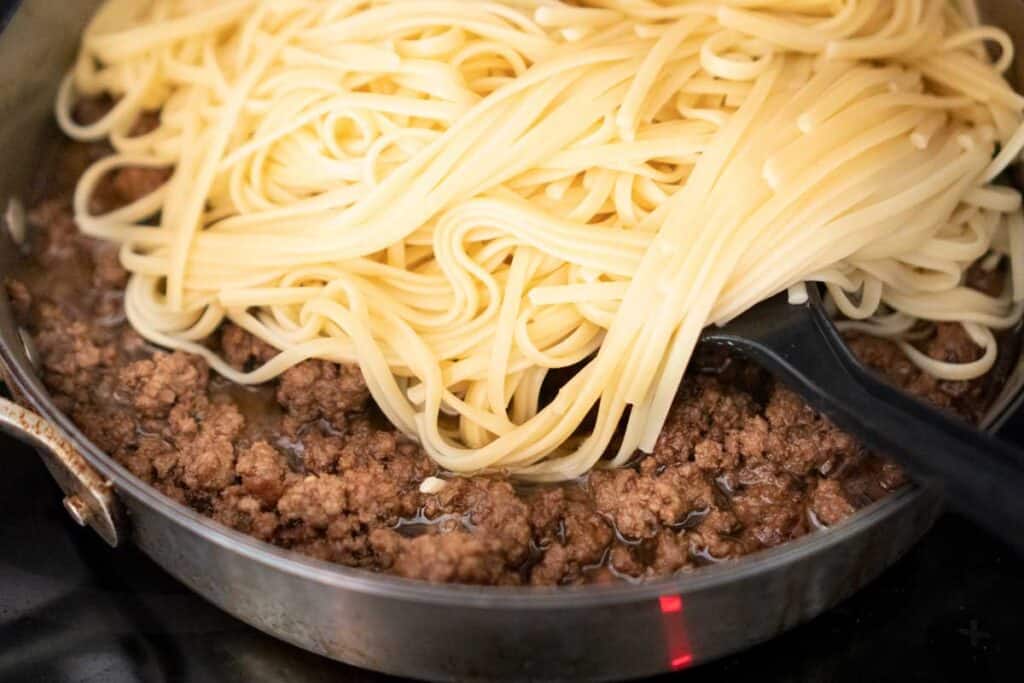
[702,286,1024,554]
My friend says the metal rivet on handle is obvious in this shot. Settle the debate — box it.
[62,495,91,527]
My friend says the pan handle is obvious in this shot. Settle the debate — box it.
[0,395,125,546]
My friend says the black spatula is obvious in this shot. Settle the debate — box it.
[701,285,1024,554]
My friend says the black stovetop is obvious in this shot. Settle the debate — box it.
[2,419,1023,683]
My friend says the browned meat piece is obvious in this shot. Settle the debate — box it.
[214,486,280,542]
[5,277,31,321]
[112,166,170,203]
[608,530,695,580]
[117,351,209,419]
[296,426,347,474]
[335,416,415,469]
[68,100,170,213]
[693,438,737,471]
[72,97,113,126]
[527,487,614,585]
[221,324,278,370]
[91,243,129,290]
[425,478,532,563]
[130,111,162,137]
[71,404,136,456]
[277,474,349,529]
[33,302,117,408]
[760,387,862,477]
[90,165,171,215]
[847,323,989,422]
[810,479,856,527]
[731,464,807,548]
[965,262,1005,297]
[179,402,244,494]
[276,359,370,426]
[650,374,760,466]
[28,199,79,265]
[590,462,713,540]
[608,544,645,578]
[687,508,744,560]
[529,505,613,585]
[334,416,429,521]
[276,418,425,525]
[371,529,517,585]
[236,441,288,506]
[879,462,908,491]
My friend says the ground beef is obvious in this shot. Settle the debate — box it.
[236,441,288,505]
[591,462,714,541]
[761,387,863,477]
[89,163,172,216]
[32,302,117,410]
[112,165,169,202]
[846,322,993,422]
[73,97,114,127]
[4,278,31,320]
[7,133,1003,585]
[28,198,80,266]
[214,486,281,542]
[72,402,136,456]
[91,242,129,290]
[810,479,856,527]
[118,352,208,419]
[276,359,370,427]
[277,475,351,529]
[293,426,347,474]
[527,485,615,583]
[179,402,245,495]
[966,262,1005,297]
[424,478,533,567]
[371,530,517,585]
[221,324,277,370]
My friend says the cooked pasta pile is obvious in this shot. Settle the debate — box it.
[58,0,1024,480]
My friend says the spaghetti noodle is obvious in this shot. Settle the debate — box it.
[57,0,1024,480]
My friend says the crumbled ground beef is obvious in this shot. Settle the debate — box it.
[4,278,31,320]
[591,462,714,541]
[845,323,992,423]
[73,97,115,127]
[810,479,856,527]
[89,164,171,216]
[221,323,277,371]
[236,441,288,505]
[371,530,516,585]
[276,359,370,425]
[527,488,613,585]
[6,128,1003,586]
[118,352,209,419]
[29,198,80,266]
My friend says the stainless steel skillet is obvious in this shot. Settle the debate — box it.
[0,2,1022,681]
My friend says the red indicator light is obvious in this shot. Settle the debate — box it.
[671,654,693,669]
[659,594,683,614]
[658,594,692,671]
